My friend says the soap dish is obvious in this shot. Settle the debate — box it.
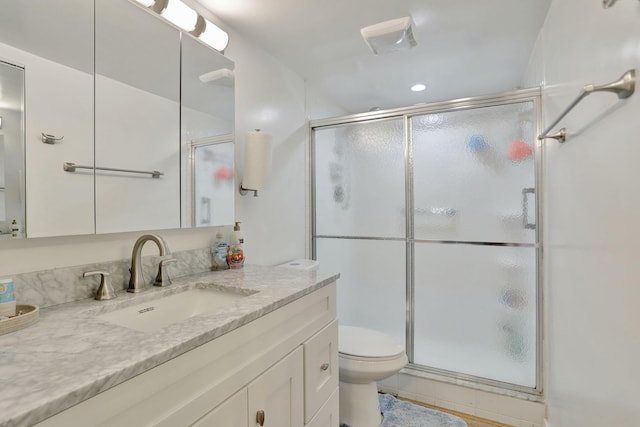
[0,305,39,336]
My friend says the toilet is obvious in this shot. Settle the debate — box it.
[339,325,408,427]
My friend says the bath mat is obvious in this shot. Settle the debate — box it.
[340,393,467,427]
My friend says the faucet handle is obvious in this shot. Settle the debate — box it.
[83,270,117,301]
[154,258,177,287]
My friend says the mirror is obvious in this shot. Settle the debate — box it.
[181,35,235,228]
[0,0,235,239]
[0,0,95,238]
[95,0,181,234]
[0,60,25,239]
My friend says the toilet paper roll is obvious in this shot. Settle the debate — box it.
[243,130,272,191]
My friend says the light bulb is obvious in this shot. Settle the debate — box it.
[133,0,155,6]
[199,19,229,51]
[161,0,199,32]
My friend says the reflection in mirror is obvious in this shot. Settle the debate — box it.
[0,0,94,238]
[95,0,181,234]
[0,61,25,239]
[191,137,235,227]
[181,35,235,228]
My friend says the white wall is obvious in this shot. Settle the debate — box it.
[223,25,308,266]
[538,0,640,425]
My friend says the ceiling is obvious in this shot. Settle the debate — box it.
[194,0,552,116]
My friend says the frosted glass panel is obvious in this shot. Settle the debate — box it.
[316,238,406,346]
[413,243,536,387]
[193,142,234,227]
[314,120,405,238]
[412,102,536,244]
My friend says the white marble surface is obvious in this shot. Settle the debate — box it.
[0,265,338,427]
[13,248,213,309]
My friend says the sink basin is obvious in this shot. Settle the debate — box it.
[97,287,251,332]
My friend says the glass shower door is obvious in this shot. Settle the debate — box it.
[411,102,538,387]
[314,119,407,345]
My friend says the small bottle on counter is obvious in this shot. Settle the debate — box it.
[211,232,229,271]
[10,219,23,239]
[0,278,16,317]
[227,222,245,269]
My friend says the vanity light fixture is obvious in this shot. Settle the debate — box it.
[153,0,199,32]
[411,83,427,92]
[136,0,230,53]
[133,0,156,6]
[198,19,230,52]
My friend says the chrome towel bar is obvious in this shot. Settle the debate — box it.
[538,69,636,143]
[63,162,163,178]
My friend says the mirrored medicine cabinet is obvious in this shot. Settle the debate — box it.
[0,0,235,239]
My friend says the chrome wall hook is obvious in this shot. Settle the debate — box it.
[41,132,64,144]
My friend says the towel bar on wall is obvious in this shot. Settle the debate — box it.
[538,69,636,143]
[63,162,163,178]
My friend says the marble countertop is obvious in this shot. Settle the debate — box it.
[0,265,339,427]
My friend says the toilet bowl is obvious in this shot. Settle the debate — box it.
[339,325,408,427]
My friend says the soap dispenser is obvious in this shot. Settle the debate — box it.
[212,232,229,271]
[227,222,245,269]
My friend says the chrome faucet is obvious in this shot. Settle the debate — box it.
[128,234,171,293]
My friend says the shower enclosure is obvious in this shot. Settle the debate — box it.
[311,89,541,393]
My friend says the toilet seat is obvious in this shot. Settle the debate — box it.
[339,325,404,359]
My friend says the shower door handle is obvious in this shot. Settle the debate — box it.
[522,188,536,230]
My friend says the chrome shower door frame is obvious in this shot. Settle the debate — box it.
[310,87,543,396]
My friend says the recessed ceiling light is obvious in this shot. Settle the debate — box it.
[411,84,427,92]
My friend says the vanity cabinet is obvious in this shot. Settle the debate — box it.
[35,283,338,427]
[192,389,247,427]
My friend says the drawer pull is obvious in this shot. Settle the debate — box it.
[320,363,330,371]
[256,409,265,426]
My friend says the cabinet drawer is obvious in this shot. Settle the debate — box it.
[305,387,339,427]
[191,389,247,427]
[304,320,339,423]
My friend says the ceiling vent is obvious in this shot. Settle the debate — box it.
[199,68,235,86]
[360,16,417,55]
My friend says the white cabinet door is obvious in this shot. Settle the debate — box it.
[191,389,248,427]
[304,320,339,423]
[248,347,304,427]
[305,388,339,427]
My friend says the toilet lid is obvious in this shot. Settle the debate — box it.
[339,325,404,359]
